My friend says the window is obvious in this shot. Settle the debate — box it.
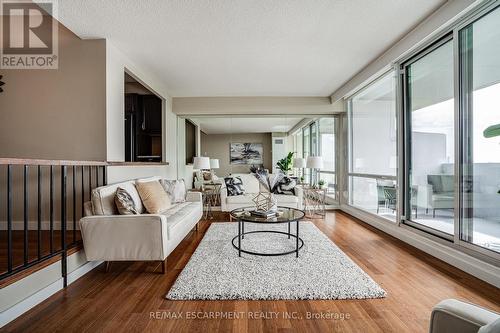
[404,37,455,237]
[293,131,303,177]
[303,126,311,183]
[348,70,397,221]
[459,6,500,253]
[343,3,500,261]
[319,118,336,198]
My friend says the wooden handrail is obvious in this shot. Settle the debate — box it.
[0,158,109,166]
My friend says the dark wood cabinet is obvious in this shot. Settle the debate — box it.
[124,93,162,162]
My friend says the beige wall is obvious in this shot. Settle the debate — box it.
[200,132,272,177]
[105,42,178,181]
[0,20,106,161]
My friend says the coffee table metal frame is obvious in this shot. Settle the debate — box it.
[230,207,305,257]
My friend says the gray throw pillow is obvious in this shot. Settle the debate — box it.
[161,179,186,203]
[114,187,139,215]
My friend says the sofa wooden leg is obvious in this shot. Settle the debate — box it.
[105,261,112,273]
[161,259,166,274]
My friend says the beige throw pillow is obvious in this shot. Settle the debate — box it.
[135,180,171,214]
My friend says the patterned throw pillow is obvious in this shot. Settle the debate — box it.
[273,176,297,195]
[161,179,186,203]
[224,176,245,196]
[114,187,139,215]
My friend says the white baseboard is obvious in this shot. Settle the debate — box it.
[67,260,102,285]
[0,279,62,328]
[0,260,102,328]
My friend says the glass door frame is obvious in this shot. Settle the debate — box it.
[400,33,456,241]
[454,1,500,259]
[398,0,500,261]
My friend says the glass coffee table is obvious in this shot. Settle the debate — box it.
[230,206,305,257]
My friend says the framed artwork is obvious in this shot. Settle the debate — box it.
[230,143,263,165]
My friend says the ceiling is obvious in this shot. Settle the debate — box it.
[58,0,446,97]
[191,117,304,134]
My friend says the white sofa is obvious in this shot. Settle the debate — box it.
[220,173,303,212]
[79,177,202,273]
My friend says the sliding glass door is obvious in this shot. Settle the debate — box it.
[345,2,499,261]
[403,36,455,237]
[459,6,500,253]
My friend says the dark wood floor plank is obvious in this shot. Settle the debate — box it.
[2,211,499,333]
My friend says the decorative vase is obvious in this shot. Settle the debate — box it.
[253,183,278,213]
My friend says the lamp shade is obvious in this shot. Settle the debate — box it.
[209,158,220,169]
[306,156,323,169]
[293,158,306,168]
[193,157,210,170]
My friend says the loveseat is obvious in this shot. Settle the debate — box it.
[220,173,303,212]
[79,177,202,273]
[416,174,455,217]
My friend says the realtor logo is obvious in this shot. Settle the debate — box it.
[0,0,58,69]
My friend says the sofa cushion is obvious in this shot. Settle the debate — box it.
[224,176,245,196]
[275,194,299,204]
[161,202,201,239]
[161,179,186,203]
[226,193,254,204]
[136,180,171,214]
[231,173,260,193]
[114,187,140,215]
[92,181,144,215]
[225,193,298,204]
[428,175,454,193]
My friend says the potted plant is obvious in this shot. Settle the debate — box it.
[276,152,294,175]
[318,179,325,189]
[300,176,305,184]
[483,124,500,194]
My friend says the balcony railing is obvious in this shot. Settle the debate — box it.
[0,158,108,287]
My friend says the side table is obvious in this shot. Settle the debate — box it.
[302,186,326,218]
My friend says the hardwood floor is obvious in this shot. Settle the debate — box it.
[2,211,499,333]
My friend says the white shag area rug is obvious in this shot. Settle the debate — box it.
[166,222,386,300]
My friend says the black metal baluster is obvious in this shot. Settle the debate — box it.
[102,165,106,186]
[7,165,13,273]
[72,165,76,244]
[88,166,92,195]
[61,166,67,287]
[95,165,99,189]
[23,165,29,265]
[37,165,42,260]
[50,165,54,253]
